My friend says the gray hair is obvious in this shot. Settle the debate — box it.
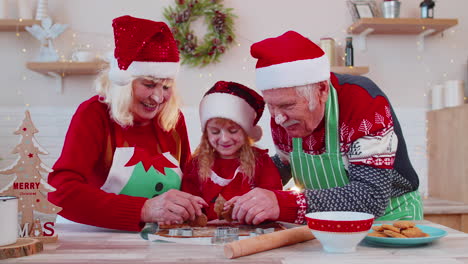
[295,80,328,110]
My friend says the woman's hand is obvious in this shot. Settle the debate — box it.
[140,189,207,225]
[224,188,280,225]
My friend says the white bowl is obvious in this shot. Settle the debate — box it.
[306,211,374,253]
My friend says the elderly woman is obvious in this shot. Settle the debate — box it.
[48,15,206,232]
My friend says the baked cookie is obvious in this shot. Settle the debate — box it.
[214,194,234,222]
[382,224,401,233]
[393,220,416,230]
[189,213,208,227]
[384,230,407,238]
[401,227,427,238]
[372,226,385,232]
[368,231,388,237]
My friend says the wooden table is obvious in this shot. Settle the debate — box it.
[4,221,468,263]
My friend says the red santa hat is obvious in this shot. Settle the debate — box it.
[109,15,180,86]
[250,31,330,91]
[199,81,265,142]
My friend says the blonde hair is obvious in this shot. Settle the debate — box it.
[193,118,257,183]
[95,69,181,131]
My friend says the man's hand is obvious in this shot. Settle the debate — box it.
[224,188,280,225]
[140,189,208,225]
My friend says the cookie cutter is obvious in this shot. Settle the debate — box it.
[211,227,239,244]
[249,227,275,237]
[168,228,193,237]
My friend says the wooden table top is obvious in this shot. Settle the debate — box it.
[4,221,468,264]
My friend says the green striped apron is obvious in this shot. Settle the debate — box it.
[290,83,423,221]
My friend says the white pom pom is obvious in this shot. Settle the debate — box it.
[109,67,132,86]
[250,125,263,142]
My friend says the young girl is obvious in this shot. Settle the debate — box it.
[182,81,283,221]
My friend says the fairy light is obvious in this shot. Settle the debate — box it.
[21,48,27,53]
[290,186,301,193]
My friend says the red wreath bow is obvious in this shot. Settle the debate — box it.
[125,148,177,175]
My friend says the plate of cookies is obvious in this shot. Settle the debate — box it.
[364,221,447,246]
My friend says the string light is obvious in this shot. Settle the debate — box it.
[290,186,301,193]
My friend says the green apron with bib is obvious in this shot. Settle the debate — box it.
[290,83,423,221]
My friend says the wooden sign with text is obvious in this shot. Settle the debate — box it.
[0,110,62,243]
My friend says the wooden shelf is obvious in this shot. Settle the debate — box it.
[26,60,109,93]
[26,60,109,76]
[331,66,369,75]
[0,19,41,31]
[347,18,458,51]
[347,18,458,35]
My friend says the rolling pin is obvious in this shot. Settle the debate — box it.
[224,225,315,259]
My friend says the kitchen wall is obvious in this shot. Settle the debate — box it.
[1,0,467,197]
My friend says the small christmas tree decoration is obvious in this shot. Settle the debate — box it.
[0,111,62,243]
[25,17,68,62]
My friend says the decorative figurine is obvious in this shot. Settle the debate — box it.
[420,0,435,18]
[25,17,68,62]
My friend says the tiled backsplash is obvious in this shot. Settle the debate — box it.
[0,106,428,196]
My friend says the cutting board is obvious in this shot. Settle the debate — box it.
[156,222,285,238]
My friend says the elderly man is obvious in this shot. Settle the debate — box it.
[225,31,422,225]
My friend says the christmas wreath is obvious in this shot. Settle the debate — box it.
[163,0,236,67]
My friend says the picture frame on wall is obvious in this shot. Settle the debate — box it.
[347,0,380,21]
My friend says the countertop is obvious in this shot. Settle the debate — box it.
[4,221,468,264]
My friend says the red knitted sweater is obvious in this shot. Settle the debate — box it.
[47,96,191,231]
